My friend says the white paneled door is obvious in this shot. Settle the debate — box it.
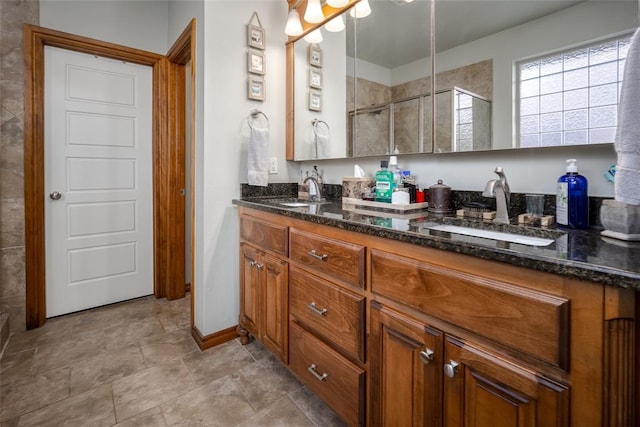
[45,46,153,317]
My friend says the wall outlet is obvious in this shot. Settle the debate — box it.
[269,157,278,174]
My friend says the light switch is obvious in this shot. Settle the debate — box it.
[269,157,278,174]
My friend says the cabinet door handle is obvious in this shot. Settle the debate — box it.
[307,249,328,261]
[419,348,434,365]
[249,260,256,267]
[307,363,328,381]
[444,360,459,378]
[254,263,264,270]
[308,302,328,316]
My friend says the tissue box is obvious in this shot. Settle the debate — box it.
[298,183,310,200]
[342,177,376,199]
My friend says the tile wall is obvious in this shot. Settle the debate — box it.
[347,60,493,156]
[1,0,39,344]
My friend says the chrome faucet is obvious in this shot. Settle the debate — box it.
[303,176,324,202]
[482,167,511,224]
[302,166,324,202]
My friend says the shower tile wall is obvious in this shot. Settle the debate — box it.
[347,60,494,156]
[347,75,391,156]
[1,0,39,342]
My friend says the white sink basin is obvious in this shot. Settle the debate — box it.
[427,224,555,247]
[279,202,310,207]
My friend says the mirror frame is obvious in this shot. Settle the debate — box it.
[285,0,362,160]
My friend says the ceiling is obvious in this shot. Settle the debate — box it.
[346,0,586,69]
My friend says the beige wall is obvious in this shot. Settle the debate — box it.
[0,0,39,336]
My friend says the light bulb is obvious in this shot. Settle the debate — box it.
[304,0,325,24]
[324,14,345,32]
[327,0,349,7]
[349,0,371,18]
[284,8,304,36]
[304,29,323,44]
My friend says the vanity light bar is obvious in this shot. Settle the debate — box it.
[285,8,305,36]
[305,0,325,23]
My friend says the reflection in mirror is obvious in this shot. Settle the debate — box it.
[433,0,638,151]
[293,28,348,160]
[347,0,432,157]
[289,0,638,161]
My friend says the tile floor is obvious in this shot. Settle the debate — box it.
[0,295,344,426]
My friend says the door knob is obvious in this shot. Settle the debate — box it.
[49,191,62,200]
[444,360,459,378]
[419,348,434,365]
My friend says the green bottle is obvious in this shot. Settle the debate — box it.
[375,160,393,203]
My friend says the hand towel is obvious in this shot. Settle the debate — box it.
[615,28,640,205]
[247,127,269,187]
[316,133,331,159]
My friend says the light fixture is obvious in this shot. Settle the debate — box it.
[324,14,345,32]
[304,0,325,24]
[349,0,371,18]
[327,0,349,7]
[284,8,304,36]
[304,28,323,44]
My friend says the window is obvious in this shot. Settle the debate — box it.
[517,34,631,147]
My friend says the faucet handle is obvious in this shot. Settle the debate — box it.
[313,165,323,183]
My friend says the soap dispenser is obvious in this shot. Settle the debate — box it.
[556,159,588,229]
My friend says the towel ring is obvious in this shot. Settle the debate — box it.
[312,119,329,135]
[248,109,269,129]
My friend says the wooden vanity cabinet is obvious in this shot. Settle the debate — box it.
[237,207,636,426]
[368,246,634,426]
[238,215,289,363]
[288,227,367,425]
[369,299,570,427]
[289,320,366,426]
[443,335,569,427]
[369,302,444,426]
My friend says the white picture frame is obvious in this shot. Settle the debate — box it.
[309,68,322,89]
[308,45,322,68]
[247,24,265,50]
[248,76,265,101]
[309,89,322,111]
[248,50,265,75]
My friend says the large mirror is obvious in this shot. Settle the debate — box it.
[287,0,639,161]
[433,0,638,152]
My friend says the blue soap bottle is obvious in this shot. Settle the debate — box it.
[556,159,589,229]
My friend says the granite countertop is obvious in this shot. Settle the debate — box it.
[233,197,640,290]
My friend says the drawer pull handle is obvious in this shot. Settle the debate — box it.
[419,348,434,365]
[308,250,328,261]
[308,364,328,381]
[308,302,328,316]
[444,360,459,378]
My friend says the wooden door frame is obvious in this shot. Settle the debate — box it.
[23,23,195,329]
[164,21,196,314]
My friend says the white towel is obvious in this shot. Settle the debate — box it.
[316,133,330,159]
[615,28,640,205]
[247,127,269,187]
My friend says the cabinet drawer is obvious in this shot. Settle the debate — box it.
[239,215,288,256]
[289,321,365,427]
[371,249,570,369]
[289,229,365,288]
[290,266,365,362]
